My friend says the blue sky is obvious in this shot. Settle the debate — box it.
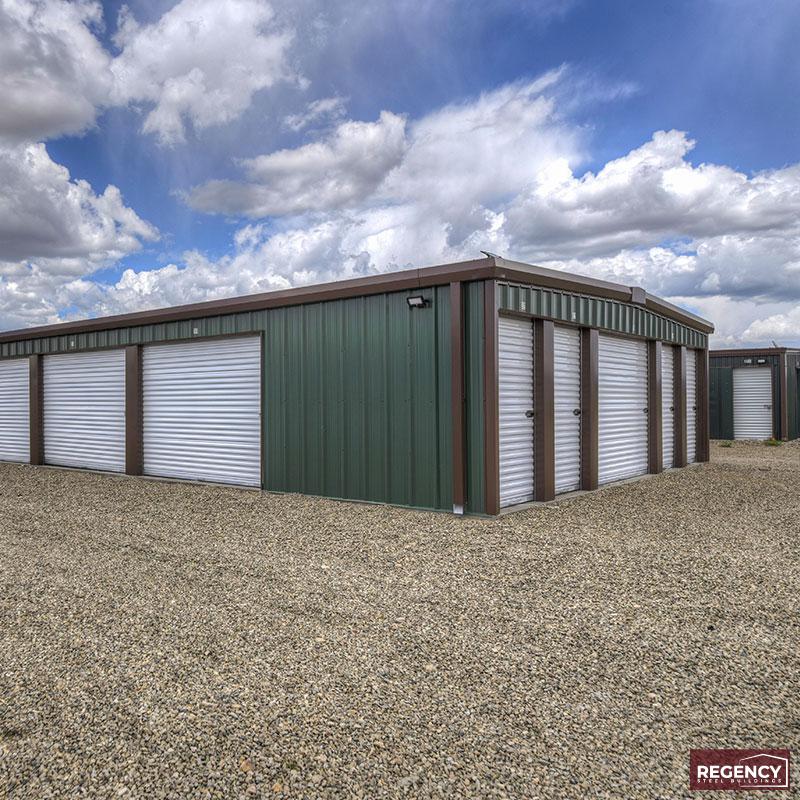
[1,0,799,344]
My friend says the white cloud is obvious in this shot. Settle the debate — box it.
[742,305,800,343]
[505,130,800,261]
[110,0,294,145]
[188,111,407,215]
[0,0,112,143]
[0,142,157,263]
[0,0,295,147]
[0,142,158,330]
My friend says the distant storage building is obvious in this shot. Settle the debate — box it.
[710,348,800,441]
[0,256,713,515]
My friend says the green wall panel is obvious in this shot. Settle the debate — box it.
[264,288,453,510]
[710,367,734,440]
[464,281,485,514]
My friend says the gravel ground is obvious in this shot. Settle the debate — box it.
[1,441,798,799]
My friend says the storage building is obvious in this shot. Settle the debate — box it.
[710,347,800,441]
[0,255,713,515]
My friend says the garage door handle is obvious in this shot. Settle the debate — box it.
[669,406,675,412]
[643,408,649,414]
[572,408,581,416]
[525,410,535,418]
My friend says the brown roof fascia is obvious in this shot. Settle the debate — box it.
[710,347,796,357]
[0,254,715,344]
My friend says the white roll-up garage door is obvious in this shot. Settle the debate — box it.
[44,350,126,472]
[686,350,697,463]
[598,335,649,485]
[499,317,534,507]
[733,367,773,440]
[142,337,262,487]
[554,326,581,494]
[661,345,675,469]
[0,359,30,463]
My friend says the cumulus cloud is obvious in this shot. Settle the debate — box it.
[0,143,157,262]
[742,305,800,342]
[110,0,295,145]
[188,111,407,216]
[0,142,158,329]
[0,0,295,146]
[0,0,112,142]
[505,130,800,259]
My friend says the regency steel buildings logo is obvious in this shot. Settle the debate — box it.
[689,749,791,791]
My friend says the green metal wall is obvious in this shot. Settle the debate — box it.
[788,352,800,441]
[497,282,708,348]
[263,288,453,510]
[709,354,782,440]
[710,367,734,440]
[463,281,485,514]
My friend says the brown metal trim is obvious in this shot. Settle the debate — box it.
[696,349,710,461]
[778,350,789,440]
[533,319,555,501]
[710,347,797,357]
[580,328,598,490]
[674,346,687,467]
[0,256,713,345]
[648,340,663,474]
[450,281,465,512]
[28,354,43,466]
[483,280,500,515]
[124,345,143,475]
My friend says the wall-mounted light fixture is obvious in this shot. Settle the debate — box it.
[757,358,766,364]
[406,295,429,309]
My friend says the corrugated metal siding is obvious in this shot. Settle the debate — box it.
[464,281,486,513]
[142,337,262,486]
[686,349,697,463]
[0,358,29,463]
[497,282,707,348]
[789,353,800,440]
[733,367,773,439]
[553,325,581,493]
[264,287,453,511]
[598,335,649,484]
[661,345,675,468]
[709,367,734,440]
[498,316,534,506]
[43,350,125,472]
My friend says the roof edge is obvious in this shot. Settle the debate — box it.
[0,255,714,344]
[711,347,797,356]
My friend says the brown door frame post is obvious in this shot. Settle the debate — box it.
[533,319,555,501]
[125,345,143,475]
[778,351,789,441]
[450,281,465,513]
[580,328,598,491]
[696,349,710,461]
[28,354,43,465]
[483,281,500,515]
[674,346,687,467]
[648,340,663,474]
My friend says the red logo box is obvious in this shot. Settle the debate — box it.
[690,749,791,791]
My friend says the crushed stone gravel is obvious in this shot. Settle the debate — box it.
[0,441,798,798]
